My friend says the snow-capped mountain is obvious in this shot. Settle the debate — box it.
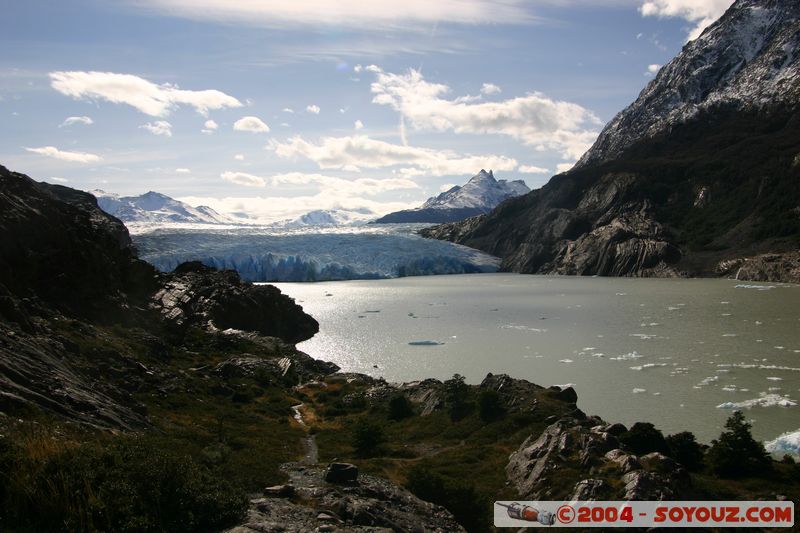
[373,170,530,223]
[92,190,234,225]
[578,0,800,167]
[279,208,374,228]
[424,0,800,282]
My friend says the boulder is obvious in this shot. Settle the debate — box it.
[324,463,359,484]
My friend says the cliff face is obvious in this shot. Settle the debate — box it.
[0,165,318,429]
[422,0,800,281]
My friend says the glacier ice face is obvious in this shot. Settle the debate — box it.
[133,223,500,281]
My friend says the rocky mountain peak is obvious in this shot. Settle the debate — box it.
[578,0,800,168]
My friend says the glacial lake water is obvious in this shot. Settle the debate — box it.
[273,274,800,447]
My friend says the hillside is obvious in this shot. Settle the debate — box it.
[422,0,800,282]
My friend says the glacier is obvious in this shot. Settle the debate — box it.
[132,223,500,282]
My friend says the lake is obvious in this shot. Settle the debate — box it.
[273,274,800,447]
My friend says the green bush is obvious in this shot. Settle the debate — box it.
[478,390,505,422]
[619,422,668,456]
[666,431,704,471]
[351,418,386,457]
[1,435,247,532]
[444,374,474,421]
[405,464,489,532]
[387,394,414,421]
[706,411,772,478]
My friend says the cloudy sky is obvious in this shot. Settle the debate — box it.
[1,0,733,221]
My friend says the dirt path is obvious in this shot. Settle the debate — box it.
[291,403,318,465]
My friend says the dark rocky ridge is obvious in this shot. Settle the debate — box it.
[0,164,318,429]
[422,0,800,282]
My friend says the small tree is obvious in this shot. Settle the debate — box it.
[707,411,772,478]
[478,390,505,422]
[351,418,386,457]
[666,431,704,471]
[388,394,414,421]
[444,374,473,421]
[619,422,668,455]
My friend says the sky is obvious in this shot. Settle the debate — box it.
[1,0,734,222]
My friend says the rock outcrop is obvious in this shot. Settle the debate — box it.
[0,165,321,429]
[229,463,465,533]
[507,418,691,502]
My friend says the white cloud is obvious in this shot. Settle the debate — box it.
[221,171,267,187]
[354,64,363,73]
[59,115,93,127]
[25,146,101,163]
[647,63,662,74]
[306,104,321,114]
[49,71,242,117]
[269,172,418,196]
[556,162,576,173]
[202,119,219,133]
[233,116,270,133]
[175,168,191,173]
[640,0,733,41]
[269,134,518,177]
[354,120,364,130]
[48,177,69,183]
[234,154,245,160]
[140,120,173,137]
[368,66,600,160]
[518,165,550,174]
[282,107,294,113]
[480,83,501,95]
[132,0,535,29]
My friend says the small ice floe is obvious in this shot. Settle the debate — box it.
[408,340,444,346]
[611,351,644,361]
[630,333,657,340]
[775,346,785,350]
[721,313,732,317]
[720,301,730,305]
[553,383,576,389]
[769,387,782,392]
[755,321,763,325]
[667,306,680,311]
[696,375,719,387]
[632,388,647,394]
[652,392,661,396]
[364,310,381,313]
[722,385,738,392]
[734,284,775,290]
[559,359,574,363]
[731,363,800,372]
[765,428,800,456]
[629,363,668,371]
[616,292,627,296]
[717,393,797,409]
[767,377,783,381]
[721,333,738,337]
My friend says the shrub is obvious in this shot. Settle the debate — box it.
[405,465,489,532]
[478,390,504,422]
[706,411,772,478]
[387,394,414,421]
[444,374,474,421]
[1,435,247,533]
[351,418,386,457]
[619,422,668,455]
[666,431,704,471]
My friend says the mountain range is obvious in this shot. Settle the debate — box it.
[372,169,530,223]
[423,0,800,283]
[92,190,234,225]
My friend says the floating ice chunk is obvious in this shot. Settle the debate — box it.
[630,333,657,340]
[716,393,797,409]
[629,363,668,371]
[766,428,800,456]
[734,284,775,290]
[553,383,576,389]
[559,359,574,363]
[610,351,644,361]
[632,388,647,394]
[722,333,738,337]
[408,340,443,346]
[769,387,782,391]
[721,385,738,392]
[696,376,719,386]
[767,377,783,381]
